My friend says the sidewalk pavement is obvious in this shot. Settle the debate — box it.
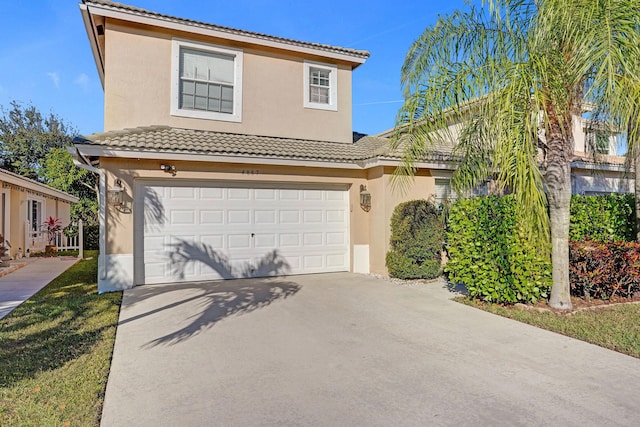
[0,256,80,320]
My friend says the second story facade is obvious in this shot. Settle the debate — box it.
[80,0,369,143]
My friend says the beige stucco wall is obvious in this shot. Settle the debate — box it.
[366,167,435,275]
[103,22,353,144]
[101,157,434,276]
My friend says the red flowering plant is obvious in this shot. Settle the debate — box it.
[43,216,62,245]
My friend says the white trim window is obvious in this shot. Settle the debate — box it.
[303,61,337,111]
[171,39,243,122]
[26,198,44,232]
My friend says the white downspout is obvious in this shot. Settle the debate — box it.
[71,157,107,281]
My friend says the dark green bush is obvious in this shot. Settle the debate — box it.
[386,199,444,279]
[570,194,635,242]
[444,196,551,303]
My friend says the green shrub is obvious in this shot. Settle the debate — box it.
[569,240,640,300]
[444,196,551,303]
[570,193,635,242]
[386,199,444,279]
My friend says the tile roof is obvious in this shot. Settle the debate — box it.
[73,126,456,165]
[83,0,370,61]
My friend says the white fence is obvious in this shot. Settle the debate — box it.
[24,220,84,258]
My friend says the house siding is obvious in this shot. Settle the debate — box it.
[103,22,353,143]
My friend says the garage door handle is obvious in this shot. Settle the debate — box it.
[251,233,255,237]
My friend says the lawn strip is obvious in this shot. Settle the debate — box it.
[0,252,122,426]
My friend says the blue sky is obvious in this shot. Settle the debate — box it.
[0,0,469,137]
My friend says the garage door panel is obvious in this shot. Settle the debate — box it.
[279,234,300,247]
[170,187,196,199]
[254,210,276,224]
[303,232,323,246]
[228,210,251,224]
[200,210,224,225]
[138,183,349,284]
[170,210,196,225]
[327,254,348,268]
[255,234,276,248]
[228,234,251,249]
[200,234,224,249]
[255,189,276,200]
[303,210,323,223]
[280,210,300,223]
[200,187,224,200]
[228,188,250,200]
[326,232,346,245]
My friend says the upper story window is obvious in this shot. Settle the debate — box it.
[171,39,243,122]
[585,130,612,155]
[303,61,337,111]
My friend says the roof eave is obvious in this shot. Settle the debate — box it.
[0,169,80,203]
[79,3,105,89]
[83,1,369,67]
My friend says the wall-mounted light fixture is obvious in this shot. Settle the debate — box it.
[107,179,125,208]
[359,184,371,212]
[160,164,176,176]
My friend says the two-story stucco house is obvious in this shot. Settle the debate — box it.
[72,0,451,292]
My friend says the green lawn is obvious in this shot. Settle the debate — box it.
[459,298,640,358]
[0,252,121,426]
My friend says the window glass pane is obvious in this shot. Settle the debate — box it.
[181,48,234,83]
[209,84,221,99]
[310,86,329,104]
[194,96,207,110]
[311,68,330,87]
[181,94,194,109]
[208,98,221,112]
[195,82,208,97]
[221,100,233,113]
[221,86,233,102]
[182,80,195,95]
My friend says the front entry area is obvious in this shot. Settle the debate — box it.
[134,181,350,284]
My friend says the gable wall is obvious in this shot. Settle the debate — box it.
[103,21,353,143]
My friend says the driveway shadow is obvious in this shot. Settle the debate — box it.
[121,278,300,348]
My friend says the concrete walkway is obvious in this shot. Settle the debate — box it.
[102,273,640,427]
[0,257,79,319]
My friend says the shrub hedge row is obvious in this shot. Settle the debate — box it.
[570,193,635,242]
[385,193,639,303]
[444,196,551,303]
[386,199,444,280]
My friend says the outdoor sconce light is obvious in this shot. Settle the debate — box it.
[360,184,371,212]
[161,164,176,176]
[107,179,125,208]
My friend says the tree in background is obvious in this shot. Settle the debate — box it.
[394,0,640,309]
[0,101,98,248]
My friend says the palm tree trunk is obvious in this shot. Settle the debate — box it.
[547,164,572,309]
[545,106,573,310]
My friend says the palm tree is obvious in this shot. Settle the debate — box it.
[394,0,640,309]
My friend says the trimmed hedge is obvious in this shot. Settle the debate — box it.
[386,199,444,279]
[570,194,635,242]
[569,240,640,300]
[445,196,551,303]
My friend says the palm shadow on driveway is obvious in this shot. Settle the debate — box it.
[121,239,299,348]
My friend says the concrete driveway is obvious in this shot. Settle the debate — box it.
[101,273,640,426]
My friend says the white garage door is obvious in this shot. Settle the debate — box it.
[134,182,350,284]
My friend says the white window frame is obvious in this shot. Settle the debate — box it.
[303,61,338,111]
[26,197,44,232]
[171,39,243,122]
